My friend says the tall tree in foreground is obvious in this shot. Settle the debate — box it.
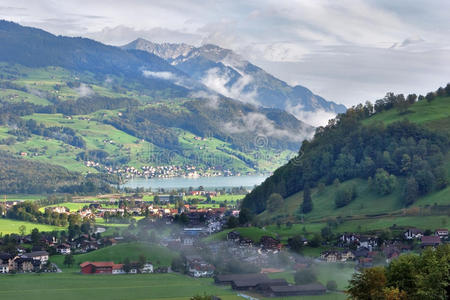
[301,184,313,213]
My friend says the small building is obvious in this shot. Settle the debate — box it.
[435,229,448,239]
[214,273,269,285]
[421,236,442,248]
[260,236,282,251]
[0,253,13,273]
[80,261,123,274]
[56,244,71,255]
[268,283,326,297]
[404,228,423,240]
[232,278,288,291]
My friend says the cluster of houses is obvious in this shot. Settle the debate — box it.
[80,261,154,275]
[0,251,50,273]
[87,162,235,179]
[320,228,449,269]
[214,273,326,297]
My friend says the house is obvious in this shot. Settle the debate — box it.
[21,251,49,263]
[186,255,215,278]
[320,251,339,262]
[11,257,36,272]
[268,283,326,297]
[340,250,355,261]
[112,264,125,274]
[421,236,442,248]
[80,261,124,274]
[0,253,13,273]
[404,228,423,240]
[260,236,282,251]
[56,244,71,255]
[435,229,448,239]
[141,263,154,273]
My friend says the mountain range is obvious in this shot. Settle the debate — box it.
[0,20,343,184]
[123,38,346,121]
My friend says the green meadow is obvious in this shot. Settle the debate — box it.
[0,218,63,235]
[0,272,346,300]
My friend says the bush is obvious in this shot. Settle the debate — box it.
[335,184,357,208]
[294,269,317,285]
[326,280,338,291]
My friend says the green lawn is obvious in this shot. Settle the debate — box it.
[0,218,63,234]
[0,272,345,300]
[39,202,89,212]
[51,242,177,271]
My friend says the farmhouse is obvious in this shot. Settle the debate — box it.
[80,261,124,274]
[268,283,326,297]
[231,278,288,291]
[214,273,269,285]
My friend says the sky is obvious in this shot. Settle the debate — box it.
[1,0,450,107]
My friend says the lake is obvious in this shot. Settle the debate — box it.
[121,175,268,190]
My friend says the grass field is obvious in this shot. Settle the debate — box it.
[0,194,45,202]
[51,242,177,271]
[0,218,63,234]
[0,272,346,300]
[362,95,450,128]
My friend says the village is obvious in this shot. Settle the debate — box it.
[0,190,448,298]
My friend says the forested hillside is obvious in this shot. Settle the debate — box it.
[242,85,450,218]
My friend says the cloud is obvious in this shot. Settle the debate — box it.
[223,112,305,142]
[85,25,202,46]
[2,0,449,107]
[201,67,258,105]
[142,70,178,81]
[285,102,337,127]
[75,83,94,97]
[189,90,221,109]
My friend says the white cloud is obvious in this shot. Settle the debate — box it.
[285,102,336,127]
[223,112,306,142]
[201,67,258,105]
[75,83,94,97]
[142,70,177,81]
[1,0,449,107]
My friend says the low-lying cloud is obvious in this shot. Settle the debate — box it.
[201,67,259,106]
[142,70,178,81]
[223,112,305,142]
[285,102,336,127]
[75,83,94,97]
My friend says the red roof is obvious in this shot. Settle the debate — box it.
[80,261,115,268]
[421,236,441,244]
[112,264,123,270]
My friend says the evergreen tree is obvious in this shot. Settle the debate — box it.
[301,184,313,213]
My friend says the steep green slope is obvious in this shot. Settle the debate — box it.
[242,88,450,223]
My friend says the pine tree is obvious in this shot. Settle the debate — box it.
[301,184,313,213]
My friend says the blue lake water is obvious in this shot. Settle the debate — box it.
[121,175,268,190]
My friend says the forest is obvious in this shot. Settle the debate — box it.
[242,85,450,214]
